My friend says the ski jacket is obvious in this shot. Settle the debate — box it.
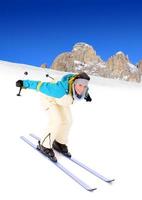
[23,74,77,107]
[23,74,75,98]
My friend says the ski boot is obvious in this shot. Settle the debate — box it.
[37,141,57,162]
[53,140,71,158]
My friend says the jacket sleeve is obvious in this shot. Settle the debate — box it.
[23,80,39,89]
[23,80,66,98]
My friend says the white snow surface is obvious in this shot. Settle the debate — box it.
[127,62,138,72]
[0,61,142,200]
[96,62,106,68]
[116,51,125,55]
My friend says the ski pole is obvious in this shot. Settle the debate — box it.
[17,86,22,96]
[24,71,54,80]
[46,74,54,80]
[16,71,28,96]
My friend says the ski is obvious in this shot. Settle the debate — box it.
[29,133,115,183]
[20,136,96,192]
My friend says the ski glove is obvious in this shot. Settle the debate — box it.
[84,93,92,102]
[16,80,23,88]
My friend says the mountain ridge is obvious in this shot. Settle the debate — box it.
[51,42,141,82]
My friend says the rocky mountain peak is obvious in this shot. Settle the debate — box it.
[72,42,94,52]
[111,51,129,62]
[106,51,132,71]
[51,43,141,82]
[51,42,102,72]
[116,51,125,56]
[71,42,102,63]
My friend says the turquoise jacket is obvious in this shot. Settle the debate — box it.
[23,74,75,98]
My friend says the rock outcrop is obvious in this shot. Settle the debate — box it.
[106,52,140,82]
[51,42,141,82]
[137,60,142,75]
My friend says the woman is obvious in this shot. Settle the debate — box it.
[16,72,92,162]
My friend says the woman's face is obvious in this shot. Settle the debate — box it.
[74,83,87,95]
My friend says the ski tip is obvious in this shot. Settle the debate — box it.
[20,136,24,140]
[88,187,97,192]
[106,179,115,183]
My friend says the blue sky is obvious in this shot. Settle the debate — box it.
[0,0,142,67]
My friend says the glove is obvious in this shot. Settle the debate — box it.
[84,93,92,102]
[16,80,23,88]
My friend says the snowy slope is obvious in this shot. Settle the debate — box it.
[0,61,142,200]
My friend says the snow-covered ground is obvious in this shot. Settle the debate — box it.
[0,61,142,200]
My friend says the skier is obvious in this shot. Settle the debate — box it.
[16,72,92,162]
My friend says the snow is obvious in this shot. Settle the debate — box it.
[127,62,138,72]
[73,42,91,51]
[0,60,142,200]
[116,51,125,55]
[96,62,106,68]
[74,60,84,65]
